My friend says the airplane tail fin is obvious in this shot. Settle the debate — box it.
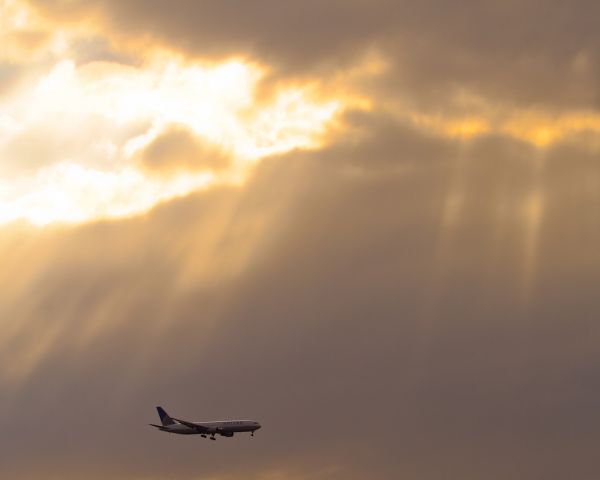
[156,406,176,426]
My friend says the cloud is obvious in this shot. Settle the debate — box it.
[0,62,25,98]
[136,125,232,175]
[24,0,600,112]
[1,113,600,478]
[0,51,338,225]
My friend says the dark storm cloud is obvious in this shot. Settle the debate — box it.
[26,0,600,110]
[2,113,600,479]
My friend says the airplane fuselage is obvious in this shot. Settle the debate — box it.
[157,420,260,436]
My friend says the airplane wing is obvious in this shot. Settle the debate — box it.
[173,418,211,433]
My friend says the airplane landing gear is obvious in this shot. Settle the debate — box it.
[201,435,207,438]
[210,435,216,441]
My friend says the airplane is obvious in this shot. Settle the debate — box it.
[150,406,261,440]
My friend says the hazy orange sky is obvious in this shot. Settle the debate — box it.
[2,1,600,478]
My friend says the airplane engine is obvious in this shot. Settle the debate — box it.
[220,431,234,437]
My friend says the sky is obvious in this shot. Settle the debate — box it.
[1,1,600,478]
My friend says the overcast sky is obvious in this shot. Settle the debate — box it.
[1,1,600,479]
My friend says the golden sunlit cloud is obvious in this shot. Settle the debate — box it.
[501,112,600,147]
[410,114,491,140]
[1,47,339,226]
[405,103,600,147]
[0,0,54,61]
[0,164,214,226]
[0,1,345,227]
[5,0,600,229]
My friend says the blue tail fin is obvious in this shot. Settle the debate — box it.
[156,406,176,426]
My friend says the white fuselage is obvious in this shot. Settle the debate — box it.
[160,420,260,436]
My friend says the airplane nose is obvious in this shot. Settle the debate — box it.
[256,423,262,429]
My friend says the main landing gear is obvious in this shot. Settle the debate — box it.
[210,435,216,441]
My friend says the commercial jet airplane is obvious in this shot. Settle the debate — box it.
[150,406,261,440]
